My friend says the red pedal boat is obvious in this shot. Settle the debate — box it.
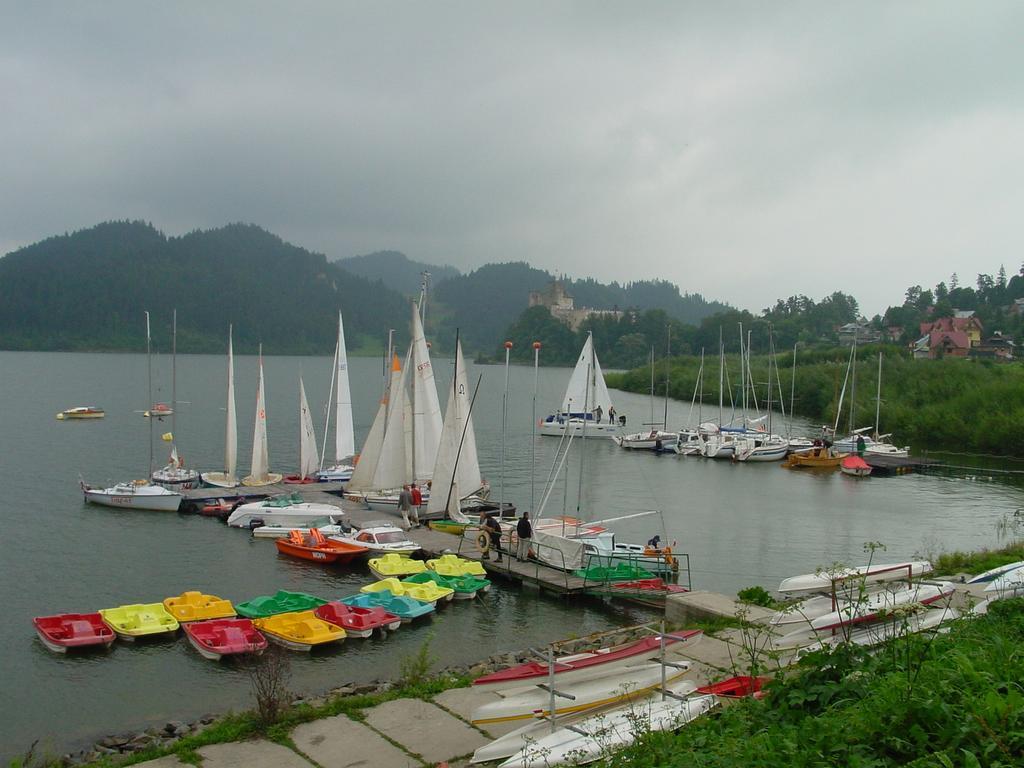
[184,618,268,660]
[314,601,402,638]
[33,613,115,654]
[473,630,703,690]
[697,675,769,698]
[274,528,368,564]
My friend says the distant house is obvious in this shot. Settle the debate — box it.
[971,332,1015,361]
[529,279,623,330]
[885,326,903,342]
[837,321,880,345]
[912,335,931,360]
[917,315,983,359]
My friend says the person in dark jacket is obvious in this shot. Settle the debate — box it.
[516,511,532,561]
[483,513,503,562]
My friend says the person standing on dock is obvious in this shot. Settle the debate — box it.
[398,485,418,529]
[483,512,503,562]
[516,510,532,561]
[595,405,603,423]
[410,482,423,521]
[857,435,866,457]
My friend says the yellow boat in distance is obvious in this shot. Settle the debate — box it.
[360,577,454,605]
[368,553,427,580]
[427,554,487,578]
[98,603,179,641]
[785,447,848,469]
[163,591,236,622]
[56,406,105,420]
[254,611,345,651]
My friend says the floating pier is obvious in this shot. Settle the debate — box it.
[864,455,942,476]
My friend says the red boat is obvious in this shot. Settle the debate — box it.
[314,601,402,638]
[184,618,268,660]
[697,675,769,699]
[199,499,237,517]
[274,528,367,564]
[282,475,316,485]
[33,613,116,654]
[473,630,703,690]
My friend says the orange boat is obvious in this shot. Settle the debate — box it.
[785,445,846,469]
[274,528,367,564]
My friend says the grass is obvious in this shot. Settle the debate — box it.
[931,540,1024,576]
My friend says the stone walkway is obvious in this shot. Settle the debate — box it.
[135,631,739,767]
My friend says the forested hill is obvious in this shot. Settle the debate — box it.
[335,250,461,295]
[428,262,731,353]
[0,221,409,354]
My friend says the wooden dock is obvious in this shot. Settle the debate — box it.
[180,483,593,595]
[864,455,942,476]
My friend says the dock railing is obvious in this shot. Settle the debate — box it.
[456,525,572,592]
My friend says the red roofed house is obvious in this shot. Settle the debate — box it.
[917,315,983,359]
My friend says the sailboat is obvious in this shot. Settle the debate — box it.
[284,377,320,484]
[344,301,442,511]
[539,333,618,437]
[152,310,200,489]
[316,311,357,482]
[733,331,789,462]
[241,347,283,487]
[81,312,183,512]
[614,345,676,451]
[202,327,239,488]
[424,337,490,524]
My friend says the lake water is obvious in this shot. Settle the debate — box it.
[2,349,1021,758]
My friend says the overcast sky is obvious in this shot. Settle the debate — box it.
[2,2,1022,315]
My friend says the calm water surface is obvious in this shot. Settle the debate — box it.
[1,350,1021,757]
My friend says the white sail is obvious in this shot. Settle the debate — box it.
[560,333,613,414]
[409,301,443,481]
[347,353,406,491]
[298,377,319,479]
[225,329,237,481]
[249,350,270,482]
[427,340,481,522]
[334,311,355,461]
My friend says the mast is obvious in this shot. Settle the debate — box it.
[171,309,177,441]
[146,310,153,478]
[501,339,512,519]
[576,332,593,518]
[849,334,858,433]
[789,342,798,438]
[649,346,655,426]
[717,328,724,426]
[738,323,746,424]
[532,340,540,514]
[663,326,671,430]
[875,351,883,440]
[320,331,339,472]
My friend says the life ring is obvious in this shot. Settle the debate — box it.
[476,531,490,554]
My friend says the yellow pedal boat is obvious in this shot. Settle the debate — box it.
[254,610,346,651]
[427,554,487,578]
[163,591,236,622]
[98,603,180,641]
[368,553,427,580]
[360,577,454,605]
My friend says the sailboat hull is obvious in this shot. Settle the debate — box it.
[84,487,183,512]
[315,463,355,482]
[539,416,618,437]
[241,473,284,487]
[201,472,239,489]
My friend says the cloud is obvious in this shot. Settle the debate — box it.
[2,1,1023,315]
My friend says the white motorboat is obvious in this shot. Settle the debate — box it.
[539,333,619,437]
[316,311,358,482]
[778,561,933,593]
[497,688,716,768]
[250,517,345,539]
[734,434,789,462]
[226,494,343,528]
[203,327,240,489]
[82,480,182,512]
[673,428,702,455]
[329,523,421,555]
[241,348,284,487]
[471,661,692,726]
[56,406,105,420]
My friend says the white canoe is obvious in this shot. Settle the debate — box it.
[799,607,960,654]
[472,679,699,764]
[226,500,344,528]
[984,565,1024,593]
[967,561,1024,584]
[250,520,345,539]
[471,662,690,726]
[809,582,954,631]
[83,482,182,512]
[498,691,718,768]
[777,561,932,593]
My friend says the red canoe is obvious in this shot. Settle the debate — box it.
[314,601,402,638]
[184,618,267,660]
[33,613,115,653]
[697,675,769,698]
[473,629,703,689]
[610,578,688,595]
[199,500,236,517]
[274,529,368,564]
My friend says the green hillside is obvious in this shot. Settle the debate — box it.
[0,221,409,354]
[335,250,460,295]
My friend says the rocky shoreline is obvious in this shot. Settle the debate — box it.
[56,622,657,766]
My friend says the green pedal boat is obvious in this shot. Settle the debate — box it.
[235,590,328,619]
[403,571,491,600]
